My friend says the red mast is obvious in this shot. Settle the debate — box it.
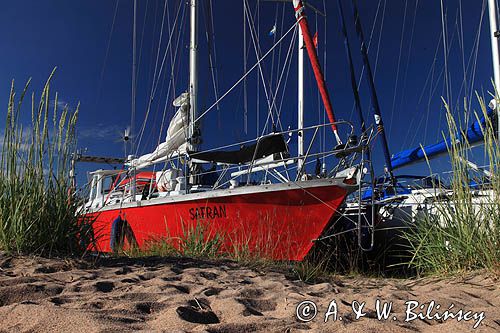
[293,0,341,144]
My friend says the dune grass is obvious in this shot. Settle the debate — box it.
[124,219,331,282]
[0,70,93,255]
[126,220,222,259]
[404,94,500,275]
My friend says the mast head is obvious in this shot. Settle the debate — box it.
[293,0,304,17]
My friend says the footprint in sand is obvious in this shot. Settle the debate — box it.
[171,266,183,274]
[49,296,71,306]
[121,277,140,284]
[176,298,219,324]
[237,298,277,317]
[94,281,115,293]
[167,284,190,294]
[0,283,63,306]
[236,287,277,317]
[161,275,182,282]
[135,302,156,314]
[138,272,156,281]
[202,287,223,297]
[34,264,67,274]
[0,276,37,287]
[85,301,104,309]
[115,266,133,275]
[199,271,218,280]
[239,288,264,298]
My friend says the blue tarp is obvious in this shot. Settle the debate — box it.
[390,108,495,170]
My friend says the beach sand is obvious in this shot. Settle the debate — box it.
[0,252,498,332]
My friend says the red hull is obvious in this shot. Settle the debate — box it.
[86,182,349,261]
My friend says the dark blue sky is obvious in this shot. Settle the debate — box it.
[0,0,495,182]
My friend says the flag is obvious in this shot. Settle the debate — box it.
[313,31,318,49]
[269,24,277,37]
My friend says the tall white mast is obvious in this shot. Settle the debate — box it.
[298,25,304,172]
[131,0,137,153]
[130,0,137,201]
[189,0,199,151]
[488,0,500,140]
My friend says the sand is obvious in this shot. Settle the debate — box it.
[0,252,498,332]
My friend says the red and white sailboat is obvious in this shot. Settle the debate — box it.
[79,0,370,261]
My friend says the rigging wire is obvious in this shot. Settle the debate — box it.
[134,1,185,156]
[396,0,419,128]
[164,1,187,143]
[277,31,297,122]
[145,1,185,151]
[268,2,295,133]
[388,0,408,137]
[269,3,280,89]
[134,0,168,154]
[243,0,282,133]
[416,31,442,144]
[440,0,451,109]
[276,3,287,96]
[450,6,470,120]
[95,0,120,113]
[467,0,487,112]
[394,0,420,150]
[194,20,299,126]
[242,0,263,136]
[166,0,178,99]
[238,0,261,138]
[202,0,221,125]
[274,26,298,121]
[373,0,387,79]
[347,0,384,123]
[418,2,484,147]
[457,0,468,112]
[416,32,443,106]
[141,0,160,127]
[407,8,469,150]
[134,0,150,90]
[433,12,461,142]
[406,66,446,150]
[149,0,168,108]
[145,0,187,179]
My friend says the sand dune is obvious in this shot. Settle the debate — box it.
[0,252,498,332]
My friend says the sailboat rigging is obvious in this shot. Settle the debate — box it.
[78,0,373,260]
[336,0,500,269]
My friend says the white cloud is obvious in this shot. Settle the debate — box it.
[78,123,122,140]
[49,99,75,112]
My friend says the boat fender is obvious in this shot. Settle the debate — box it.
[110,215,124,252]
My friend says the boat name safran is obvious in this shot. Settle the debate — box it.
[189,205,227,220]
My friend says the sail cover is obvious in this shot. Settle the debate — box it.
[189,133,288,165]
[130,93,189,169]
[390,108,495,170]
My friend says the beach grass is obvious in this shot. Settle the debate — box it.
[403,94,500,275]
[0,70,93,255]
[121,218,329,282]
[126,220,223,259]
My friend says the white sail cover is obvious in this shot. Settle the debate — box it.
[129,93,189,169]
